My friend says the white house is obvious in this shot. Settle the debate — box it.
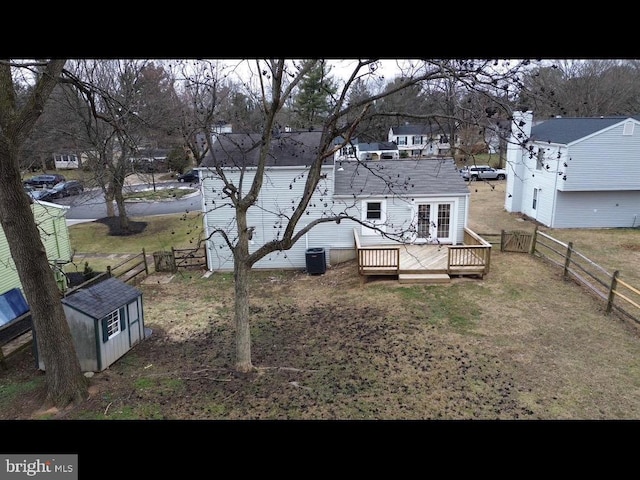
[53,153,81,170]
[388,124,452,157]
[505,111,640,228]
[199,130,470,272]
[334,137,399,162]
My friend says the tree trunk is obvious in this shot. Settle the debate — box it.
[0,178,88,407]
[114,191,129,232]
[105,185,115,217]
[233,259,253,372]
[0,58,88,408]
[233,207,253,372]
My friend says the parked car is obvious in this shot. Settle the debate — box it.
[177,170,199,183]
[460,165,507,181]
[27,189,51,201]
[23,173,66,188]
[46,180,84,199]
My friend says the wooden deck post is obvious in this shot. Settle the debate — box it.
[530,226,538,255]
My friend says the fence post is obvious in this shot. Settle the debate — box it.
[606,270,619,315]
[107,265,112,278]
[500,230,505,252]
[563,242,573,279]
[530,226,538,255]
[142,248,148,274]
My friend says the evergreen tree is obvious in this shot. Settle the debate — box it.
[291,60,337,129]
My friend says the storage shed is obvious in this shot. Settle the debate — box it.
[35,277,146,372]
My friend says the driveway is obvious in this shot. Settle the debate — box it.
[61,178,202,224]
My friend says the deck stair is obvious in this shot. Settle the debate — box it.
[398,273,451,284]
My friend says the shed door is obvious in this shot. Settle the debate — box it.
[127,301,142,346]
[416,202,453,244]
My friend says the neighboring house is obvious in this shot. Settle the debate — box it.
[199,130,470,272]
[53,152,81,170]
[334,137,399,162]
[388,124,453,157]
[35,276,146,372]
[0,199,73,297]
[505,111,640,228]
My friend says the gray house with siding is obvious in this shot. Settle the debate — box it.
[199,130,470,271]
[505,112,640,228]
[35,277,146,372]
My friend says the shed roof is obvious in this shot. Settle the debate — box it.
[530,116,640,144]
[334,158,468,197]
[200,131,329,168]
[62,277,141,320]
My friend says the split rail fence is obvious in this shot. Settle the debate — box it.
[530,228,639,323]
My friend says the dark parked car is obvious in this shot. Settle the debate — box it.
[24,173,66,188]
[177,170,199,183]
[46,180,84,199]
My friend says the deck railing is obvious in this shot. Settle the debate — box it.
[353,228,400,275]
[448,228,492,276]
[353,227,491,278]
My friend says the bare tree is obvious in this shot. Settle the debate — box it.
[519,59,640,118]
[189,59,534,372]
[65,59,162,231]
[0,59,88,407]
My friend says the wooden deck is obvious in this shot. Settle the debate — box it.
[354,228,491,284]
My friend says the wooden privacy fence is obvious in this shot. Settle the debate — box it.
[530,228,640,323]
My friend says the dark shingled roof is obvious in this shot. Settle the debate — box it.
[62,277,141,320]
[199,131,330,168]
[390,124,449,136]
[334,158,468,197]
[357,141,398,152]
[530,116,640,144]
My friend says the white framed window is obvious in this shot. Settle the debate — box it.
[396,136,407,146]
[101,307,126,342]
[623,121,634,136]
[366,202,382,220]
[533,188,539,210]
[361,199,386,235]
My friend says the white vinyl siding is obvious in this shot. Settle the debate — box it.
[560,122,640,191]
[552,191,640,228]
[203,165,337,270]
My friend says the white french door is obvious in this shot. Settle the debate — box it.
[415,202,453,244]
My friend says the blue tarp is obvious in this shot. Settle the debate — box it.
[0,288,29,327]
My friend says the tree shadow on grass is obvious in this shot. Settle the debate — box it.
[95,217,148,236]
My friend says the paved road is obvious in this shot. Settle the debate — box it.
[58,181,202,221]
